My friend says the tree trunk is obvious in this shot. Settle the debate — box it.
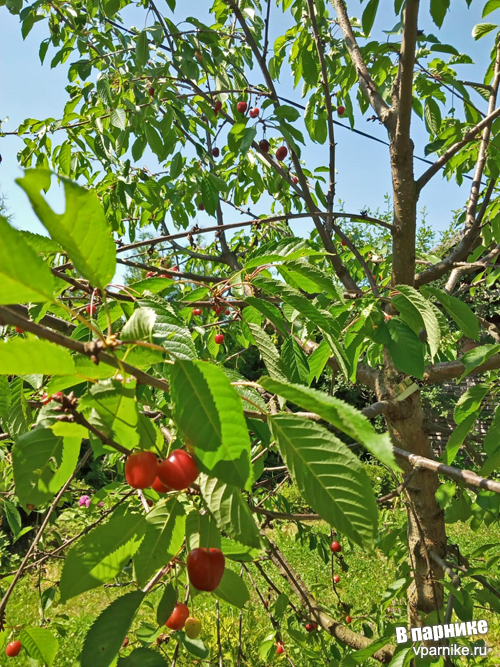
[380,364,447,625]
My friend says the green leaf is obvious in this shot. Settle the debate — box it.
[0,216,55,304]
[117,648,168,666]
[307,339,331,385]
[0,339,75,376]
[442,413,477,466]
[247,323,289,383]
[170,360,253,490]
[430,0,450,27]
[3,499,22,539]
[274,105,300,121]
[173,632,208,659]
[270,414,378,550]
[281,338,310,385]
[136,31,150,68]
[199,475,262,549]
[278,259,341,300]
[122,307,156,342]
[362,0,380,35]
[17,169,116,290]
[133,499,186,587]
[342,635,392,666]
[386,318,425,379]
[201,177,219,216]
[103,0,121,18]
[110,108,127,130]
[260,378,399,470]
[156,583,176,625]
[13,427,81,509]
[96,74,112,106]
[20,628,58,667]
[424,97,442,135]
[0,376,12,422]
[454,384,488,425]
[185,511,221,550]
[394,285,440,359]
[424,286,479,341]
[244,297,288,337]
[81,592,145,667]
[480,406,500,476]
[472,22,498,39]
[213,568,251,608]
[458,344,500,381]
[59,510,147,602]
[141,295,197,360]
[483,0,500,17]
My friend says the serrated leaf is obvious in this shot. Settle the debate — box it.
[3,499,22,538]
[430,0,450,27]
[96,73,112,106]
[472,22,498,39]
[458,344,500,381]
[19,230,61,254]
[81,592,145,667]
[156,583,176,626]
[199,475,262,549]
[247,323,289,382]
[386,318,425,379]
[307,339,331,384]
[213,568,250,608]
[483,0,500,17]
[110,108,127,130]
[362,0,380,34]
[0,376,11,422]
[0,338,75,375]
[175,631,210,659]
[270,414,378,550]
[121,307,156,342]
[185,511,221,550]
[141,295,197,360]
[170,360,253,490]
[243,297,288,337]
[17,169,116,290]
[20,627,58,667]
[133,499,185,587]
[394,285,440,359]
[0,216,55,304]
[117,648,168,666]
[260,378,399,470]
[281,338,309,385]
[59,510,147,602]
[201,177,219,216]
[13,427,81,509]
[424,97,441,135]
[454,384,488,425]
[136,30,150,68]
[424,286,479,340]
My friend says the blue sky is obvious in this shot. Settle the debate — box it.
[0,0,496,267]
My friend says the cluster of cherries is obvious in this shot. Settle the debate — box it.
[125,449,226,626]
[330,540,352,624]
[192,303,232,345]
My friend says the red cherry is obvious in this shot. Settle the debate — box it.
[292,176,298,184]
[146,271,155,278]
[341,239,347,247]
[345,615,352,624]
[198,203,205,211]
[172,266,179,272]
[212,147,220,158]
[249,107,259,118]
[122,637,130,648]
[6,641,22,657]
[152,476,171,494]
[147,499,154,507]
[224,309,230,315]
[333,574,340,584]
[236,100,248,113]
[276,643,284,655]
[330,541,342,553]
[148,86,155,97]
[259,139,270,153]
[15,326,24,334]
[41,393,52,406]
[276,145,288,161]
[125,451,158,489]
[86,303,97,316]
[166,602,190,630]
[52,391,63,402]
[337,105,346,116]
[26,504,35,511]
[195,51,203,62]
[192,308,202,316]
[157,449,199,491]
[305,623,312,632]
[214,100,223,112]
[212,304,224,315]
[214,333,224,345]
[264,600,269,608]
[187,547,225,592]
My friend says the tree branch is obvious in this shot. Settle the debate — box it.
[423,353,500,384]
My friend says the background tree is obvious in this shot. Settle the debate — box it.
[0,0,500,665]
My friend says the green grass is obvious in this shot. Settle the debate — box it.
[3,506,500,666]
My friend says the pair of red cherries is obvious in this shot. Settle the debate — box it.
[125,449,198,493]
